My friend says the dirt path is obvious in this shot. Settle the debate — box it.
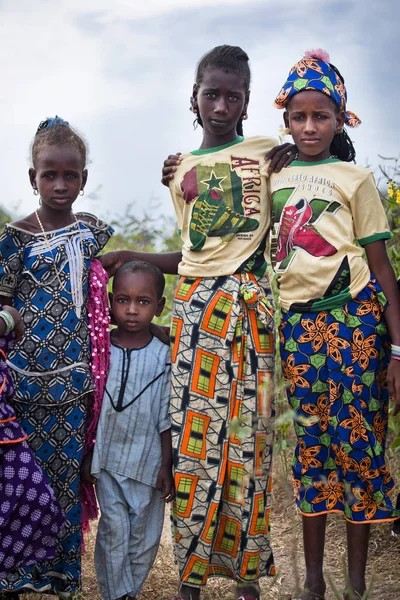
[77,460,400,600]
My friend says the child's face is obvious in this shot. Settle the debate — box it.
[284,91,345,162]
[29,144,87,212]
[194,67,248,145]
[112,271,165,335]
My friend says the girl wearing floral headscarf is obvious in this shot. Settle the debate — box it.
[270,50,400,600]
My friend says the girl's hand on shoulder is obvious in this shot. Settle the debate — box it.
[161,153,182,187]
[1,305,24,341]
[151,323,170,345]
[388,358,400,416]
[156,465,175,502]
[99,251,122,277]
[265,143,298,174]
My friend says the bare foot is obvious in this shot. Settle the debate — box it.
[179,584,201,600]
[236,582,260,599]
[293,580,326,600]
[343,591,364,600]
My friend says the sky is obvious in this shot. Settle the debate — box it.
[0,0,398,227]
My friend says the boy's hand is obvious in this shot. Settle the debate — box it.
[161,153,182,187]
[151,323,170,345]
[265,143,298,173]
[388,358,400,416]
[80,450,97,485]
[156,465,175,502]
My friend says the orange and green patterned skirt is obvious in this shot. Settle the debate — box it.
[170,273,276,588]
[280,278,400,523]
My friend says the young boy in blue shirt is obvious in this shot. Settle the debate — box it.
[85,260,174,600]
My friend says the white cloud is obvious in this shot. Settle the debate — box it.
[57,0,266,21]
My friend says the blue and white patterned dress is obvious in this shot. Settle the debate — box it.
[0,213,113,595]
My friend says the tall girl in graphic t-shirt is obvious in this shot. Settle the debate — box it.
[271,49,400,600]
[101,45,299,600]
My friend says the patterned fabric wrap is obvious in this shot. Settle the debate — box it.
[0,335,65,578]
[80,259,110,524]
[273,56,361,128]
[170,273,276,587]
[279,278,400,522]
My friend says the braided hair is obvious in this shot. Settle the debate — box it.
[31,116,88,168]
[191,45,251,136]
[328,64,356,162]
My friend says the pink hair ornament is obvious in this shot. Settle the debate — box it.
[303,48,330,63]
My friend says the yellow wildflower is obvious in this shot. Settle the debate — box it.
[387,179,399,203]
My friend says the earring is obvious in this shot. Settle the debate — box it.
[242,113,248,120]
[337,126,344,134]
[189,96,198,114]
[79,189,85,196]
[33,188,38,196]
[284,127,291,135]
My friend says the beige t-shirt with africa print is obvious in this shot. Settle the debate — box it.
[169,136,277,277]
[269,158,391,312]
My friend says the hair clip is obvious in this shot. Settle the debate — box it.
[36,115,69,134]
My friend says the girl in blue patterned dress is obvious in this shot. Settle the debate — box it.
[0,117,113,597]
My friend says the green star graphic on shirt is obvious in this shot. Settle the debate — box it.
[201,170,226,193]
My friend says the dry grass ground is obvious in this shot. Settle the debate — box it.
[23,443,400,600]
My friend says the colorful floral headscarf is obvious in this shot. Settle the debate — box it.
[273,49,361,128]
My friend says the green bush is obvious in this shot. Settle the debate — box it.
[376,157,400,454]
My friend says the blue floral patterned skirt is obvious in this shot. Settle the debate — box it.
[279,278,400,523]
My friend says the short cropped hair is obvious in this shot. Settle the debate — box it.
[113,260,165,299]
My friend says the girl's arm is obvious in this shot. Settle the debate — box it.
[0,303,24,341]
[100,250,182,277]
[80,448,97,484]
[0,295,11,307]
[365,241,400,413]
[160,144,298,187]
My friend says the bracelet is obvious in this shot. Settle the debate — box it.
[392,343,400,352]
[391,355,400,361]
[0,310,15,333]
